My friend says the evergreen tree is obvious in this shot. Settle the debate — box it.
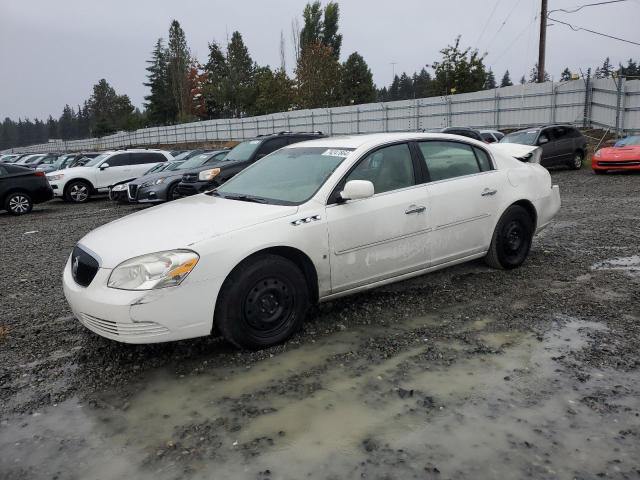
[520,75,526,85]
[500,70,513,87]
[560,67,572,82]
[484,69,497,89]
[618,58,638,78]
[322,2,342,60]
[167,20,191,121]
[431,36,487,95]
[87,79,136,136]
[300,1,341,59]
[203,40,229,118]
[46,115,58,139]
[528,63,550,82]
[597,57,613,78]
[59,105,75,140]
[413,68,434,98]
[300,2,323,52]
[295,42,341,108]
[398,72,414,99]
[377,86,388,102]
[226,31,256,117]
[252,67,295,115]
[388,75,400,101]
[144,38,175,125]
[340,52,376,105]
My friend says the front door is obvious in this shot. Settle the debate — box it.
[326,143,430,293]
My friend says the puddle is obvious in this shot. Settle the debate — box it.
[591,255,640,278]
[1,317,638,479]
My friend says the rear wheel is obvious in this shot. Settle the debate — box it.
[65,180,91,203]
[569,151,584,170]
[167,182,180,201]
[5,192,33,215]
[215,254,310,350]
[485,205,534,270]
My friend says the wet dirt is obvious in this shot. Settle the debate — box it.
[1,167,640,479]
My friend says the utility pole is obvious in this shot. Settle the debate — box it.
[538,0,548,83]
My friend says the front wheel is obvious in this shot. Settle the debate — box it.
[65,180,91,203]
[167,182,180,201]
[215,254,310,350]
[485,205,534,270]
[569,151,584,170]
[5,192,33,215]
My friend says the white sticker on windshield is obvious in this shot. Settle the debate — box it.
[322,149,352,157]
[249,140,260,144]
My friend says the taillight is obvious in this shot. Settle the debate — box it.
[34,171,45,177]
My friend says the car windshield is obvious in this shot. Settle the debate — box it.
[83,153,110,167]
[26,155,44,163]
[172,151,195,161]
[215,147,353,205]
[500,130,539,145]
[221,140,261,162]
[614,136,640,147]
[176,152,218,169]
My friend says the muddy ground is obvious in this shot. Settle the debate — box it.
[1,166,639,479]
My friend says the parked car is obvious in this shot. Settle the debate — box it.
[63,132,560,349]
[127,150,229,203]
[47,149,172,203]
[109,159,188,203]
[500,125,587,169]
[592,135,640,174]
[171,149,209,161]
[15,154,45,166]
[0,164,53,215]
[176,132,325,197]
[22,153,60,170]
[66,152,102,169]
[0,154,21,163]
[480,130,505,143]
[440,127,486,142]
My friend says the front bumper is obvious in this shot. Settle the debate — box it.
[592,158,640,171]
[49,180,63,197]
[63,256,224,343]
[176,180,213,197]
[135,184,169,203]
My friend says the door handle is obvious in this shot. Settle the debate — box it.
[481,188,497,196]
[405,205,426,214]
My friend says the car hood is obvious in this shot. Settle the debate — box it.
[46,166,90,177]
[598,146,640,160]
[78,194,299,268]
[130,170,183,186]
[175,161,230,176]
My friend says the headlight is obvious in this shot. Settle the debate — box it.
[111,184,127,191]
[594,150,601,158]
[198,168,221,181]
[107,250,199,290]
[48,174,64,181]
[140,178,166,188]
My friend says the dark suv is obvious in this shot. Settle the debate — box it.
[0,164,53,215]
[176,131,326,197]
[500,125,588,169]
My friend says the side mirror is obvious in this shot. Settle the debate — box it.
[538,137,549,145]
[339,180,374,201]
[99,163,110,170]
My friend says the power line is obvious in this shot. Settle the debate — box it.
[548,16,640,46]
[475,0,502,46]
[548,0,628,14]
[484,0,526,50]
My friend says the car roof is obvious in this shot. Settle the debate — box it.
[285,132,488,150]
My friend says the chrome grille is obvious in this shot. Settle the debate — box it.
[127,184,139,200]
[182,173,198,183]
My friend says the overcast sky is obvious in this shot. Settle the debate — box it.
[1,0,638,120]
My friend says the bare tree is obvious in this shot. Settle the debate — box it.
[291,17,301,64]
[280,30,286,72]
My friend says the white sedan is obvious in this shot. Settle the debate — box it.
[63,133,560,349]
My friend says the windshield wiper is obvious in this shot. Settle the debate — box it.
[214,192,268,204]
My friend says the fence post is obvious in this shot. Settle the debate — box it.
[356,106,360,134]
[328,109,333,135]
[582,69,591,128]
[615,77,626,136]
[494,90,500,129]
[550,83,557,124]
[414,99,420,131]
[228,119,232,140]
[311,111,315,132]
[383,104,388,132]
[446,97,452,127]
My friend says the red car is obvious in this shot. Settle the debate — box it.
[592,136,640,174]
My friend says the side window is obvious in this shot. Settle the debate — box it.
[40,157,55,165]
[419,141,481,181]
[552,127,569,140]
[146,152,167,164]
[345,143,415,195]
[481,133,496,143]
[538,131,550,144]
[258,138,288,157]
[568,127,582,138]
[128,153,158,165]
[0,166,7,176]
[106,153,130,167]
[473,147,493,171]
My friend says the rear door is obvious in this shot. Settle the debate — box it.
[326,142,430,293]
[417,140,504,265]
[549,127,574,164]
[129,152,167,177]
[537,128,561,166]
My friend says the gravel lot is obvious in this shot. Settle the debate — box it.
[1,166,639,479]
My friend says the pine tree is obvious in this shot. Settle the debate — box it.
[226,31,256,117]
[322,2,342,59]
[598,57,613,78]
[87,79,136,136]
[520,75,526,85]
[398,72,414,99]
[413,69,434,98]
[299,1,342,59]
[295,42,341,108]
[340,52,376,105]
[59,105,75,140]
[46,115,58,139]
[431,36,487,95]
[528,63,550,82]
[500,70,513,87]
[300,2,323,52]
[388,75,400,101]
[144,38,175,125]
[203,40,229,118]
[484,69,496,89]
[560,67,572,82]
[167,20,191,121]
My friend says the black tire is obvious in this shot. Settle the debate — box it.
[167,182,180,201]
[5,192,33,215]
[485,205,534,270]
[594,169,607,175]
[65,180,91,203]
[569,150,584,170]
[215,254,310,350]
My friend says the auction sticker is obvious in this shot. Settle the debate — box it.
[322,149,352,157]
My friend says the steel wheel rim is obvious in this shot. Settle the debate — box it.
[70,184,88,201]
[243,276,294,336]
[574,154,582,168]
[9,195,29,213]
[504,220,524,254]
